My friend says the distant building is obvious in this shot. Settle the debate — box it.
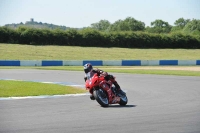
[25,18,34,24]
[30,18,34,22]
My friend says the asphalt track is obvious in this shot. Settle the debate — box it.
[0,69,200,133]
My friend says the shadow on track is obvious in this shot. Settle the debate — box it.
[103,105,137,108]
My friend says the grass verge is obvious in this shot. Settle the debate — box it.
[0,80,87,97]
[1,44,200,60]
[106,69,200,76]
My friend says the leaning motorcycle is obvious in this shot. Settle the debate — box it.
[85,71,128,107]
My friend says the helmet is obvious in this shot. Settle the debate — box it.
[83,63,93,73]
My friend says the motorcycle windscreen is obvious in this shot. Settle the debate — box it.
[86,71,95,80]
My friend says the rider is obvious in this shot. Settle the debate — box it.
[83,63,124,100]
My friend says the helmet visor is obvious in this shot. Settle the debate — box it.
[84,69,90,73]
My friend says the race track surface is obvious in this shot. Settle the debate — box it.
[0,69,200,133]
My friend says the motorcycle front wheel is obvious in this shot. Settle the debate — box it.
[118,93,128,106]
[93,89,109,107]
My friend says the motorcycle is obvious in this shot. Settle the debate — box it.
[85,71,128,107]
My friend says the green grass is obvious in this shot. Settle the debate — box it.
[106,69,200,76]
[0,80,87,97]
[1,43,200,60]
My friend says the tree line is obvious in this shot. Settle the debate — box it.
[90,17,200,35]
[5,21,73,30]
[4,17,200,35]
[0,17,200,48]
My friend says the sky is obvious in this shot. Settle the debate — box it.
[0,0,200,28]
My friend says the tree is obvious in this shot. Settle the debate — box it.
[108,17,145,32]
[91,20,111,31]
[108,19,123,31]
[123,17,145,31]
[171,18,191,32]
[174,18,190,28]
[146,19,172,33]
[151,19,170,28]
[183,19,200,35]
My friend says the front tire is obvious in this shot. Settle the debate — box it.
[93,89,109,107]
[118,93,128,106]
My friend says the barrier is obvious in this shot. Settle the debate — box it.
[0,60,199,66]
[0,60,20,66]
[42,60,63,66]
[122,60,141,66]
[197,60,200,65]
[160,60,178,65]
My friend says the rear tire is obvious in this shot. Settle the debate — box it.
[93,89,109,107]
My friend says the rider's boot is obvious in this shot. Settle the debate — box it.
[90,94,95,100]
[113,81,126,95]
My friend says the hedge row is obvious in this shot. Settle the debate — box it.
[0,27,200,48]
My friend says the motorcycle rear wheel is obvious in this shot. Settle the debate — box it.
[93,89,109,107]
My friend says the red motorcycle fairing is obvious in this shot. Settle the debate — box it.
[99,80,113,103]
[85,72,120,104]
